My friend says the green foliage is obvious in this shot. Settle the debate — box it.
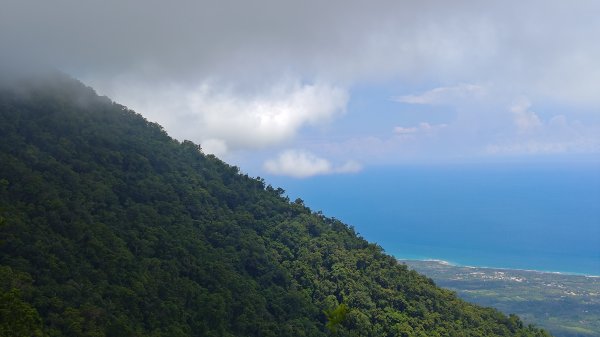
[0,267,43,337]
[324,303,348,333]
[0,73,552,336]
[0,288,43,337]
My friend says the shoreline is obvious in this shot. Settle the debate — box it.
[397,257,600,278]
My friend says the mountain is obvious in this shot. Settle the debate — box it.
[0,72,551,336]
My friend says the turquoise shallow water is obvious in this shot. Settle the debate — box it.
[266,162,600,276]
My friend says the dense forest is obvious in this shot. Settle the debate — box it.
[0,72,551,336]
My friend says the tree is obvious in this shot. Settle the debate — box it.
[0,289,43,337]
[324,303,348,334]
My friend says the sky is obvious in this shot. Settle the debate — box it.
[2,0,599,178]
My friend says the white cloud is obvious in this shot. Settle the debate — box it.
[394,122,447,135]
[393,84,486,105]
[393,126,419,134]
[509,97,542,133]
[4,1,600,106]
[486,101,600,155]
[201,138,228,156]
[2,0,599,166]
[336,161,363,174]
[264,150,361,178]
[104,79,348,155]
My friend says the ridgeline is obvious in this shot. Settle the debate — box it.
[0,73,551,336]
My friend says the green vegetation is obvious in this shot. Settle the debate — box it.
[0,72,552,336]
[402,260,600,337]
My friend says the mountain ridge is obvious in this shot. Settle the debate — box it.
[0,72,551,336]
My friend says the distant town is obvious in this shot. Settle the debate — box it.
[400,260,600,337]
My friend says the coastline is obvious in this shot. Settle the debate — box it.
[396,257,600,278]
[401,257,600,337]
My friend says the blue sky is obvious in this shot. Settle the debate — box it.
[2,0,599,177]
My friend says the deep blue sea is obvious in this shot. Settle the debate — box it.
[266,162,600,276]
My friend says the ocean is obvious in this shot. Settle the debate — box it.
[266,162,600,276]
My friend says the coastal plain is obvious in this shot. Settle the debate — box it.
[401,260,600,337]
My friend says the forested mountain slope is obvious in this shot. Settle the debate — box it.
[0,73,551,336]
